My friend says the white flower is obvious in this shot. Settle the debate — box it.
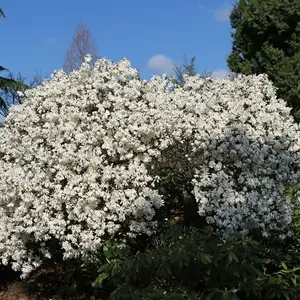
[0,56,299,277]
[84,54,92,63]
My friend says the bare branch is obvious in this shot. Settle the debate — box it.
[174,56,211,86]
[29,71,44,88]
[63,22,99,73]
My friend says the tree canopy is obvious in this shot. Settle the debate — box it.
[227,0,300,119]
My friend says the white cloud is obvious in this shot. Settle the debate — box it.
[199,3,232,22]
[148,55,175,75]
[46,37,57,45]
[214,3,232,22]
[211,69,230,79]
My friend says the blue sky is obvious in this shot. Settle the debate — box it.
[1,0,234,82]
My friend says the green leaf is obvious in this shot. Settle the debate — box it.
[228,252,233,264]
[94,273,109,288]
[281,261,288,270]
[103,244,115,259]
[97,263,111,273]
[200,252,212,265]
[0,76,27,90]
[282,290,290,300]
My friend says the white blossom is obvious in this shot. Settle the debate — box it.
[0,57,299,277]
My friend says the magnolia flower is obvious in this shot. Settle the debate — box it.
[0,56,299,277]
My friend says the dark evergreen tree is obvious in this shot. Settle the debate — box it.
[227,0,300,120]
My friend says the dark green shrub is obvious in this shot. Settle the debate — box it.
[93,221,300,299]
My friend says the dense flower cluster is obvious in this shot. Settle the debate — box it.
[0,56,299,277]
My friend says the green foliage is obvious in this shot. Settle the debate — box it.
[227,0,300,120]
[93,222,300,299]
[0,8,27,115]
[0,80,26,115]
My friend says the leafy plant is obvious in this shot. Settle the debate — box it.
[93,222,300,299]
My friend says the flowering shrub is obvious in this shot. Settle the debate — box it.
[0,56,299,277]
